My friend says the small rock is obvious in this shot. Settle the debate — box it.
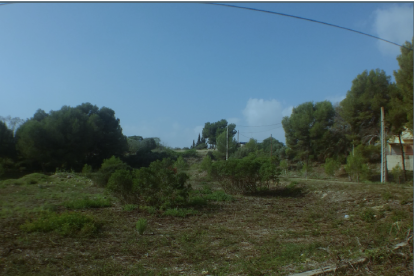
[344,215,350,219]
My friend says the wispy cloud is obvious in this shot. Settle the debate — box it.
[372,4,413,56]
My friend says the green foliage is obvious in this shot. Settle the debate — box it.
[133,158,191,209]
[202,119,236,147]
[211,154,280,194]
[280,159,288,175]
[95,156,130,187]
[15,103,128,171]
[180,149,198,158]
[360,208,376,223]
[344,147,369,182]
[123,204,138,211]
[63,196,112,209]
[0,121,16,159]
[163,208,199,217]
[107,169,135,202]
[339,69,393,145]
[393,38,413,130]
[174,156,189,171]
[200,155,212,174]
[324,158,341,176]
[282,101,336,163]
[216,131,238,159]
[391,163,403,184]
[20,211,100,236]
[82,164,93,175]
[128,138,157,154]
[135,218,148,235]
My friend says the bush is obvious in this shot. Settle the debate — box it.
[181,149,198,158]
[163,208,198,217]
[200,155,212,175]
[174,156,189,171]
[133,158,191,209]
[123,204,138,211]
[94,156,130,187]
[63,196,112,209]
[345,149,369,182]
[82,164,93,175]
[211,154,280,194]
[280,160,288,175]
[107,169,136,203]
[391,163,403,184]
[20,211,100,236]
[324,158,341,176]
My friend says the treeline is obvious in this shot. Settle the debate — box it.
[0,103,179,174]
[281,39,413,180]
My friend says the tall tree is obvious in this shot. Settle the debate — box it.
[202,119,236,148]
[282,101,335,165]
[196,133,201,146]
[0,121,15,158]
[339,69,393,145]
[393,38,413,130]
[16,103,128,170]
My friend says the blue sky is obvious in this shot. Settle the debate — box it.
[0,2,412,148]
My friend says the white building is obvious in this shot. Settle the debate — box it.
[386,129,413,171]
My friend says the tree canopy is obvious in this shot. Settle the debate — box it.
[282,101,335,163]
[16,103,128,170]
[339,69,393,145]
[202,119,236,147]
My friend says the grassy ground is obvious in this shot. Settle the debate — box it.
[0,157,412,275]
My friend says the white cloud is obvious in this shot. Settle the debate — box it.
[326,95,346,105]
[373,4,413,56]
[240,98,288,144]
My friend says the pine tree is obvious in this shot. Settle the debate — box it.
[197,133,201,146]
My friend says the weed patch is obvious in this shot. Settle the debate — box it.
[163,208,199,217]
[20,211,100,236]
[63,196,112,209]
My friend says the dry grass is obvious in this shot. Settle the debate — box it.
[0,161,412,275]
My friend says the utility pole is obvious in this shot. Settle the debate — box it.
[381,106,387,183]
[226,125,229,161]
[238,130,239,144]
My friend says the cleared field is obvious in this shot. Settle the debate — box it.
[0,160,412,275]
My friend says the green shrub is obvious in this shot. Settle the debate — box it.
[204,190,234,201]
[20,212,100,236]
[135,218,148,235]
[200,155,212,174]
[391,163,403,184]
[280,160,288,175]
[123,204,138,211]
[345,148,369,182]
[174,156,189,171]
[324,158,341,176]
[187,196,208,207]
[163,208,198,217]
[94,156,130,187]
[82,164,93,175]
[107,169,136,203]
[181,149,198,158]
[133,158,191,209]
[211,154,280,194]
[63,196,112,209]
[140,205,158,215]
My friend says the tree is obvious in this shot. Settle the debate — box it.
[0,121,15,158]
[282,101,335,165]
[0,116,24,136]
[16,103,128,171]
[393,38,413,130]
[260,136,286,159]
[216,131,238,159]
[202,119,236,148]
[339,69,393,145]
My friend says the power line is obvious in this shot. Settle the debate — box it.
[205,3,409,50]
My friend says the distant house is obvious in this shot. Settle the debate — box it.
[386,128,413,171]
[238,142,247,147]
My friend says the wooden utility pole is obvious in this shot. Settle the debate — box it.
[381,107,387,183]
